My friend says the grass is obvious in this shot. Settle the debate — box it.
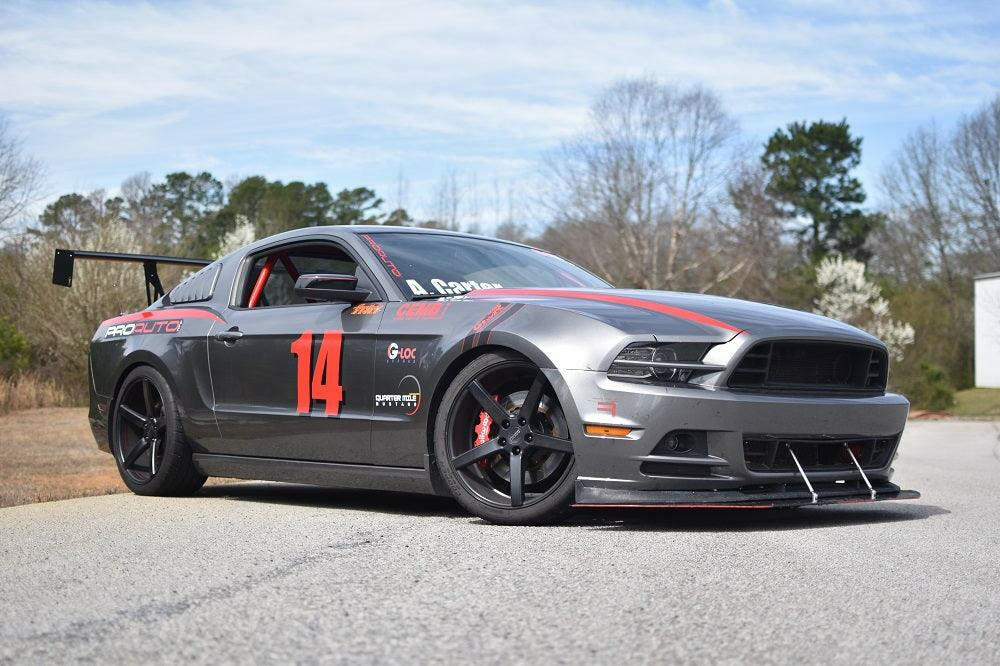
[0,373,78,415]
[952,387,1000,418]
[0,407,232,508]
[0,407,123,507]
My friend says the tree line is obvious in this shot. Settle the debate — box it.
[1,78,998,410]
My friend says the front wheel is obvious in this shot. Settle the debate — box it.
[111,366,206,496]
[434,352,576,525]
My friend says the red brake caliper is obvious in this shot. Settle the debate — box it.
[472,395,502,468]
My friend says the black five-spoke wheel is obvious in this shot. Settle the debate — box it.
[111,366,206,496]
[115,376,167,483]
[435,352,576,524]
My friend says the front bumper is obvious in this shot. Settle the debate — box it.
[549,369,918,505]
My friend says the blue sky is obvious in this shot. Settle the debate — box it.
[1,0,998,230]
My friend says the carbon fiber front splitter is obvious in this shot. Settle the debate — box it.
[573,480,921,509]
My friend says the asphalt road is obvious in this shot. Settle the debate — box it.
[1,421,998,664]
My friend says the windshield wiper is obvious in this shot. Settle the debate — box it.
[409,293,453,300]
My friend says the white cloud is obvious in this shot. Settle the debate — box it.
[0,0,997,223]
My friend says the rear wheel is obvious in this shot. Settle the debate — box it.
[434,352,576,525]
[111,366,206,496]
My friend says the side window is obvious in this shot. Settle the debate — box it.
[240,243,368,308]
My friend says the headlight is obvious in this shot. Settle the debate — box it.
[607,342,724,385]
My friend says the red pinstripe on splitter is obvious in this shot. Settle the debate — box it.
[572,503,773,509]
[466,289,742,333]
[100,308,223,328]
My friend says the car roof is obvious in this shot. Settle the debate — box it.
[245,224,533,250]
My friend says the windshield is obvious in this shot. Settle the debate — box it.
[360,232,610,299]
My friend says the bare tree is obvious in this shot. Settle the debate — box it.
[538,78,743,291]
[0,220,146,385]
[951,95,1000,267]
[430,169,462,230]
[0,119,44,237]
[877,95,1000,282]
[877,125,959,285]
[118,172,162,249]
[707,162,787,300]
[393,169,410,214]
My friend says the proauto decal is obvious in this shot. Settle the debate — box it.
[362,234,402,278]
[105,319,183,337]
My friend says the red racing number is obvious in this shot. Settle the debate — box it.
[290,330,344,416]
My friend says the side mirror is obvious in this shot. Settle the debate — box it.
[294,273,371,304]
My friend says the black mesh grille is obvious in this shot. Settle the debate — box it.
[729,341,887,392]
[743,436,898,472]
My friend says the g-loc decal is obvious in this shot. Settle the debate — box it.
[375,374,421,416]
[386,342,417,363]
[105,319,183,337]
[406,278,503,297]
[290,330,344,416]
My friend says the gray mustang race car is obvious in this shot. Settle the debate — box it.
[53,226,919,524]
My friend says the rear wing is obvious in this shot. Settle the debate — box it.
[52,249,212,306]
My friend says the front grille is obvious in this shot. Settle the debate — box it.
[743,436,898,472]
[728,340,887,392]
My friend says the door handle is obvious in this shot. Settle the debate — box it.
[214,328,243,343]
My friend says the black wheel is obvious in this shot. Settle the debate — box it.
[111,366,206,496]
[434,352,576,525]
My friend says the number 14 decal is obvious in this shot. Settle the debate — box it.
[290,330,344,416]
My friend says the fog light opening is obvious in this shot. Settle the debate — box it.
[662,432,693,453]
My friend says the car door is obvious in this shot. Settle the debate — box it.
[208,239,384,463]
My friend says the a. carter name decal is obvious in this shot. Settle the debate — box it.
[406,278,502,297]
[105,319,183,338]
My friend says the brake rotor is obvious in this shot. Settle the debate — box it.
[470,390,569,487]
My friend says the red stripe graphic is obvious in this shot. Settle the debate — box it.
[100,308,223,328]
[467,289,742,333]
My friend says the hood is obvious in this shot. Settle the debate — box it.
[466,288,883,346]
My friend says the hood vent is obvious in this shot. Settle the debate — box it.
[729,341,887,393]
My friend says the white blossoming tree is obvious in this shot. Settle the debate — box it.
[215,215,257,259]
[814,255,915,362]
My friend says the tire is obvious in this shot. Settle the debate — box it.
[434,351,576,525]
[110,366,207,496]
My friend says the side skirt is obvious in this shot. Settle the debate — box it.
[192,453,438,495]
